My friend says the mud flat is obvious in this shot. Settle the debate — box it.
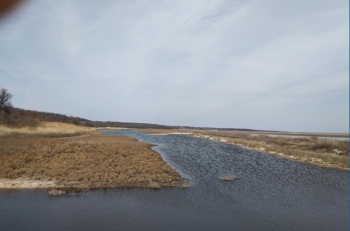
[0,132,188,192]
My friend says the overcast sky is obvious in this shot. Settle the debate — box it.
[0,0,348,133]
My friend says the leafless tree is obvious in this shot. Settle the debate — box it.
[0,88,13,114]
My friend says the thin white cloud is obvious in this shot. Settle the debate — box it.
[0,0,348,132]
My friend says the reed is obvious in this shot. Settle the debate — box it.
[0,122,94,137]
[0,133,184,189]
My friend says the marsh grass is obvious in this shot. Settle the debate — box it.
[0,133,183,189]
[0,122,94,137]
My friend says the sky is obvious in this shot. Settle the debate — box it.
[0,0,348,133]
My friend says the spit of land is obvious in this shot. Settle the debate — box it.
[0,123,187,192]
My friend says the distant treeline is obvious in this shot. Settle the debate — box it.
[1,107,266,132]
[3,108,173,129]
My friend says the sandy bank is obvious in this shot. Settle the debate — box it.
[0,178,61,189]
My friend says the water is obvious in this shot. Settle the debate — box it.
[0,130,348,231]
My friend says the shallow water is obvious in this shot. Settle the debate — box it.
[0,130,348,231]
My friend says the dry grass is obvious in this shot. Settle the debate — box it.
[0,133,185,190]
[231,131,349,138]
[0,122,95,137]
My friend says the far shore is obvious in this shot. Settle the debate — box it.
[132,128,349,138]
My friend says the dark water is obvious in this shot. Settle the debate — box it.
[0,130,348,231]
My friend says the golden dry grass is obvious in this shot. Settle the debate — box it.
[0,122,95,137]
[0,133,184,189]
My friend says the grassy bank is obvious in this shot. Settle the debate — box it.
[0,123,187,192]
[0,122,95,137]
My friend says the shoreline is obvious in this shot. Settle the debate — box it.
[0,177,190,190]
[135,129,349,172]
[0,178,62,189]
[190,133,349,171]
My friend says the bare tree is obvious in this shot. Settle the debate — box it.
[0,88,13,113]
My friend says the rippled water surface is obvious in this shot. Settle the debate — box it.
[0,130,348,231]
